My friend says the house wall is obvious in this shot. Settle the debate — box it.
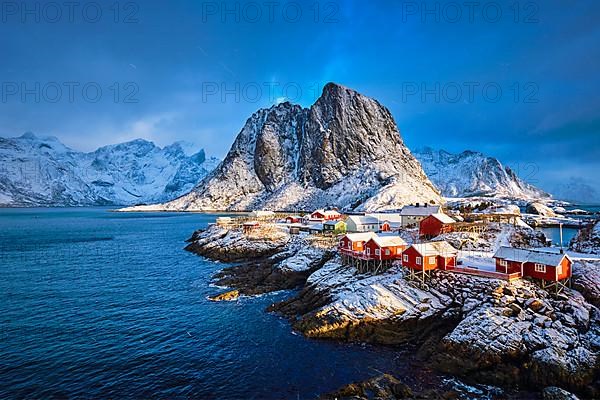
[438,256,456,270]
[364,241,405,260]
[495,256,572,281]
[402,247,438,271]
[523,262,556,281]
[340,237,366,252]
[494,258,523,274]
[402,215,429,227]
[419,215,442,237]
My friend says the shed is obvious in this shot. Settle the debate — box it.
[402,241,458,271]
[419,213,456,238]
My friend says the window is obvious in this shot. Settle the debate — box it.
[375,249,380,256]
[429,256,436,265]
[403,254,408,262]
[557,264,563,275]
[534,263,546,273]
[499,259,508,267]
[385,249,390,256]
[366,248,370,255]
[416,257,422,265]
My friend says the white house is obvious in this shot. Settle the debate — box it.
[345,215,380,232]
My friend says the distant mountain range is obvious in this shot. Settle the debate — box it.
[1,85,561,209]
[413,147,549,199]
[546,177,600,205]
[0,133,219,207]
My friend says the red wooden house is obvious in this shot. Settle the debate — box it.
[402,241,458,271]
[339,232,377,255]
[364,235,407,260]
[285,215,302,224]
[419,213,455,239]
[493,246,573,283]
[311,209,342,221]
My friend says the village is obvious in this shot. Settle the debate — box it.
[213,203,599,295]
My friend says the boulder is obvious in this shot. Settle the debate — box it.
[526,202,558,217]
[208,290,240,302]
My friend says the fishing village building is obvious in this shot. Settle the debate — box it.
[345,215,380,232]
[419,213,456,238]
[309,209,343,221]
[493,246,573,292]
[400,204,441,226]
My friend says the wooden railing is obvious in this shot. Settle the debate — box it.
[445,265,522,281]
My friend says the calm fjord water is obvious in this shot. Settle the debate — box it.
[0,208,404,399]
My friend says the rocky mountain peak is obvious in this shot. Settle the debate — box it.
[153,84,442,212]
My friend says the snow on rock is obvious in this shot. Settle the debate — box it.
[270,259,599,395]
[129,83,442,212]
[413,147,549,199]
[185,224,289,262]
[570,221,600,255]
[0,133,219,206]
[572,260,600,308]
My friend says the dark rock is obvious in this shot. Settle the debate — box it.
[542,386,580,399]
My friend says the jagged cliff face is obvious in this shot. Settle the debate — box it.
[0,133,219,207]
[413,147,549,199]
[164,83,442,211]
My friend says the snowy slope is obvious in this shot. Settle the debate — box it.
[136,83,442,212]
[0,133,219,207]
[413,147,549,199]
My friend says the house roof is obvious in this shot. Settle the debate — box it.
[493,246,570,266]
[343,232,378,242]
[346,215,379,225]
[400,205,441,216]
[428,213,456,224]
[312,209,341,217]
[249,210,275,217]
[370,235,407,248]
[366,213,402,223]
[410,241,458,257]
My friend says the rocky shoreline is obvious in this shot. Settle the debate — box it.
[186,225,600,399]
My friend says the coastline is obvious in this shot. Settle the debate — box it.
[186,223,600,398]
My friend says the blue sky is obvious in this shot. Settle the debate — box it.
[0,0,598,194]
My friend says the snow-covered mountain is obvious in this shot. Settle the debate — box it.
[0,133,219,207]
[547,177,600,205]
[413,147,549,199]
[137,83,441,212]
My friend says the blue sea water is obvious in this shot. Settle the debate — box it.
[0,208,418,399]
